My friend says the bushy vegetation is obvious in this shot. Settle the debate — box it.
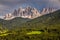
[0,10,60,40]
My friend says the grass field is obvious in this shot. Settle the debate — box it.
[26,31,42,35]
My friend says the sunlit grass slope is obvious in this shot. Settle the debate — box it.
[26,31,42,35]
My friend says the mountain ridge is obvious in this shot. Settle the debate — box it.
[3,6,57,20]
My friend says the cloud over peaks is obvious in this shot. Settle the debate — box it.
[0,0,60,15]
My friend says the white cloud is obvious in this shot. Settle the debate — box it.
[0,4,12,15]
[0,4,11,13]
[0,4,7,10]
[0,0,60,16]
[2,0,20,3]
[47,0,60,9]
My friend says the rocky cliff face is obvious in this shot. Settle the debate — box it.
[12,6,40,19]
[4,13,15,20]
[41,8,57,15]
[4,6,57,20]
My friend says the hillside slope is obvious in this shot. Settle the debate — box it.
[22,10,60,28]
[0,17,30,29]
[0,10,60,40]
[14,10,60,40]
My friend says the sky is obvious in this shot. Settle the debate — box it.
[0,0,60,16]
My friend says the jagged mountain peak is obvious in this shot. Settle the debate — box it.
[3,6,57,20]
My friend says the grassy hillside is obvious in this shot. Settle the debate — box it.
[0,10,60,40]
[1,17,30,29]
[22,10,60,28]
